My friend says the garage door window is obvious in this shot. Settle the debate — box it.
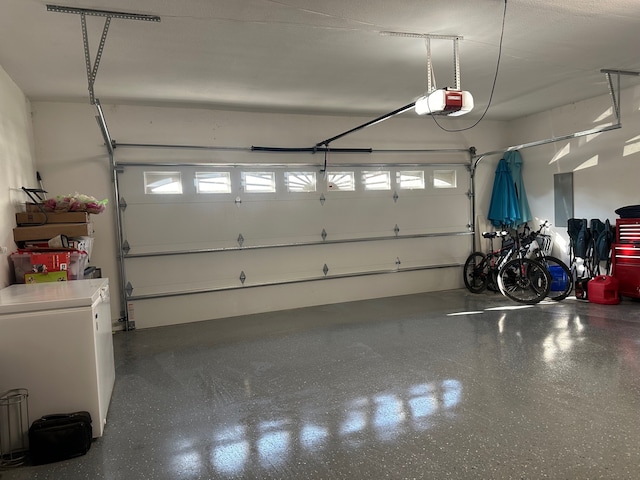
[285,172,316,192]
[144,171,183,194]
[397,171,425,190]
[433,170,457,189]
[362,171,391,190]
[242,172,276,193]
[195,172,232,194]
[327,172,355,191]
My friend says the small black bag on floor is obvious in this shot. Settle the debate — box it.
[28,411,92,464]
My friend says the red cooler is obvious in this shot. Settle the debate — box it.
[588,275,620,305]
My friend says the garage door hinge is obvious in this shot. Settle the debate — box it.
[239,271,246,285]
[319,194,326,206]
[323,264,329,276]
[394,224,400,237]
[122,240,130,254]
[237,234,245,247]
[125,282,134,297]
[321,229,327,241]
[119,197,127,211]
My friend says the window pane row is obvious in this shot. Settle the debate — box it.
[144,169,457,195]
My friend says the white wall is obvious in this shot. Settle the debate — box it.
[0,65,37,288]
[506,84,640,262]
[30,101,507,326]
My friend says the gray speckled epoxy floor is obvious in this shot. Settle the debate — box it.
[3,289,640,479]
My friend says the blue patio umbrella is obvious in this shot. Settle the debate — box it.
[487,158,521,227]
[505,150,532,227]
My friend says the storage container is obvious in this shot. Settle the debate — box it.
[10,251,88,284]
[588,275,620,305]
[548,265,569,292]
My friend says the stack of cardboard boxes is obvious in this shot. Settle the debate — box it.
[11,204,95,283]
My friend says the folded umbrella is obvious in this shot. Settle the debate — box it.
[487,158,521,228]
[505,150,532,227]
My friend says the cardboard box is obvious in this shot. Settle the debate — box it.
[25,203,44,213]
[13,223,94,242]
[16,211,90,225]
[29,251,71,272]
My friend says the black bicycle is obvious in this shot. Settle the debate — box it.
[464,227,552,304]
[463,230,513,294]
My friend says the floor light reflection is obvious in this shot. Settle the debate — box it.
[442,379,462,409]
[373,393,405,440]
[301,424,329,451]
[172,450,204,478]
[207,379,464,474]
[340,397,368,436]
[485,305,533,311]
[498,314,506,334]
[257,428,291,468]
[408,383,438,424]
[211,425,249,476]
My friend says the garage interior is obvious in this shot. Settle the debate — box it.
[2,0,640,478]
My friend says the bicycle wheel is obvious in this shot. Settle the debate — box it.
[538,256,573,301]
[497,258,551,304]
[463,252,488,293]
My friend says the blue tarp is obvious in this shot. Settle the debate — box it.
[505,150,532,227]
[487,158,521,227]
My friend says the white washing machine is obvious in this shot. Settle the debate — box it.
[0,278,115,438]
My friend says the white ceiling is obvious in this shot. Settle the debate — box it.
[1,0,639,121]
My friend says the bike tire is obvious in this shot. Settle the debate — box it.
[539,256,573,301]
[497,258,551,304]
[463,252,488,293]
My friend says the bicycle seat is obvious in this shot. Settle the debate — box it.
[482,231,509,239]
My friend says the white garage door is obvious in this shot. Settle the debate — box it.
[116,158,472,328]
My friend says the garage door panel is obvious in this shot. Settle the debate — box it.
[122,203,240,251]
[125,234,471,296]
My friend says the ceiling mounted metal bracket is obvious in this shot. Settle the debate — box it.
[381,32,464,94]
[80,13,109,105]
[46,5,161,21]
[46,4,161,104]
[473,67,640,167]
[600,69,640,125]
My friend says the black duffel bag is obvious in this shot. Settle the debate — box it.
[28,411,92,464]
